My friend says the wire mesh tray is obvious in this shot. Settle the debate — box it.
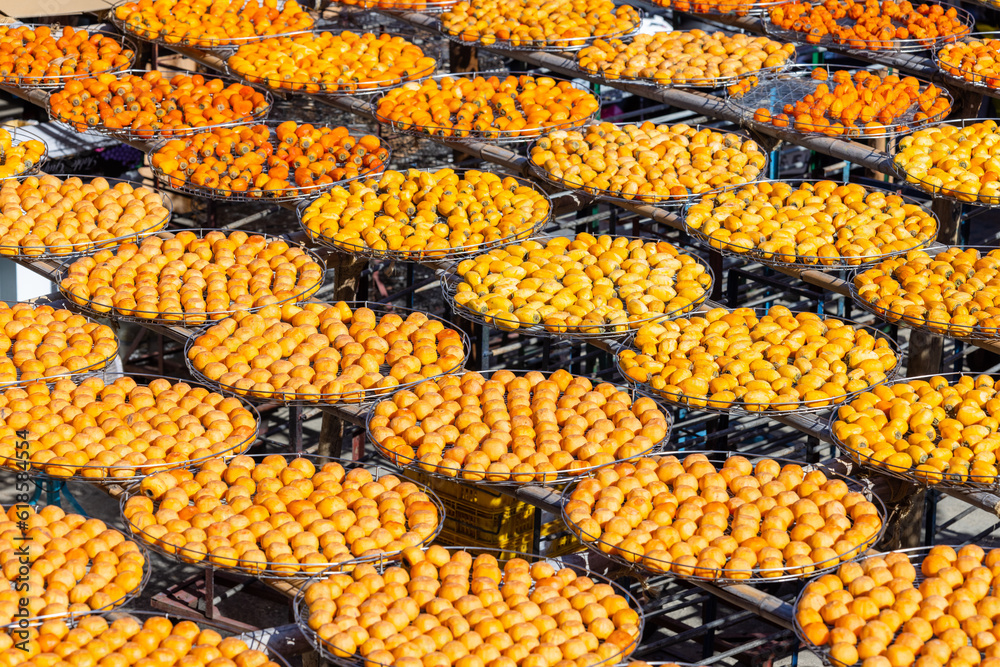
[0,125,47,180]
[433,7,643,53]
[830,373,1000,492]
[147,120,390,204]
[663,0,793,17]
[367,368,673,486]
[764,4,974,53]
[0,539,150,630]
[0,296,120,389]
[119,454,444,580]
[527,122,768,206]
[225,31,437,97]
[0,174,172,260]
[47,68,274,142]
[848,244,1000,340]
[614,308,901,417]
[0,25,138,90]
[371,71,600,144]
[794,546,974,667]
[296,166,552,262]
[577,35,794,90]
[0,372,260,482]
[440,237,714,341]
[562,450,886,584]
[326,0,457,12]
[293,546,646,667]
[890,117,1000,207]
[682,178,941,270]
[109,0,322,51]
[934,32,1000,91]
[729,64,954,139]
[185,300,471,407]
[58,228,325,326]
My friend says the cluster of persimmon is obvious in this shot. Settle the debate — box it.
[0,25,133,86]
[149,122,388,198]
[937,37,1000,89]
[751,67,951,136]
[49,71,270,137]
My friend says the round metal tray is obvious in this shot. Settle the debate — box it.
[764,4,974,54]
[0,372,260,481]
[371,71,601,144]
[110,0,322,51]
[293,546,646,667]
[434,7,643,53]
[614,308,901,417]
[0,527,149,630]
[440,235,714,341]
[891,117,1000,207]
[326,0,457,12]
[728,64,954,139]
[831,372,1000,491]
[185,300,471,407]
[0,296,119,389]
[58,227,325,326]
[562,450,886,585]
[848,243,1000,340]
[667,0,793,17]
[47,68,274,142]
[148,120,391,204]
[225,30,437,97]
[934,32,1000,92]
[367,368,674,486]
[682,178,941,270]
[527,122,768,207]
[296,166,552,262]
[120,454,444,580]
[0,25,137,89]
[0,173,171,260]
[0,125,48,180]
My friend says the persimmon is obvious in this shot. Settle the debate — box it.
[0,25,133,87]
[375,74,598,140]
[0,302,117,384]
[49,71,270,137]
[617,306,899,412]
[228,32,436,94]
[577,31,795,85]
[564,454,882,577]
[685,180,938,267]
[60,230,323,325]
[149,122,388,200]
[186,301,467,404]
[451,233,711,334]
[530,121,766,203]
[114,0,314,47]
[370,369,669,482]
[0,376,257,479]
[0,175,169,258]
[854,247,1000,338]
[300,168,549,258]
[894,120,1000,204]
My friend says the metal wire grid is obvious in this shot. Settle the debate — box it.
[611,308,902,417]
[46,68,275,143]
[439,239,714,342]
[293,547,646,667]
[560,450,888,585]
[763,4,974,54]
[119,454,446,580]
[0,25,138,90]
[681,178,941,271]
[183,301,472,407]
[727,64,955,139]
[295,166,553,262]
[366,367,675,486]
[526,122,769,207]
[147,121,392,205]
[0,372,262,481]
[370,72,601,145]
[57,228,326,326]
[0,174,172,261]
